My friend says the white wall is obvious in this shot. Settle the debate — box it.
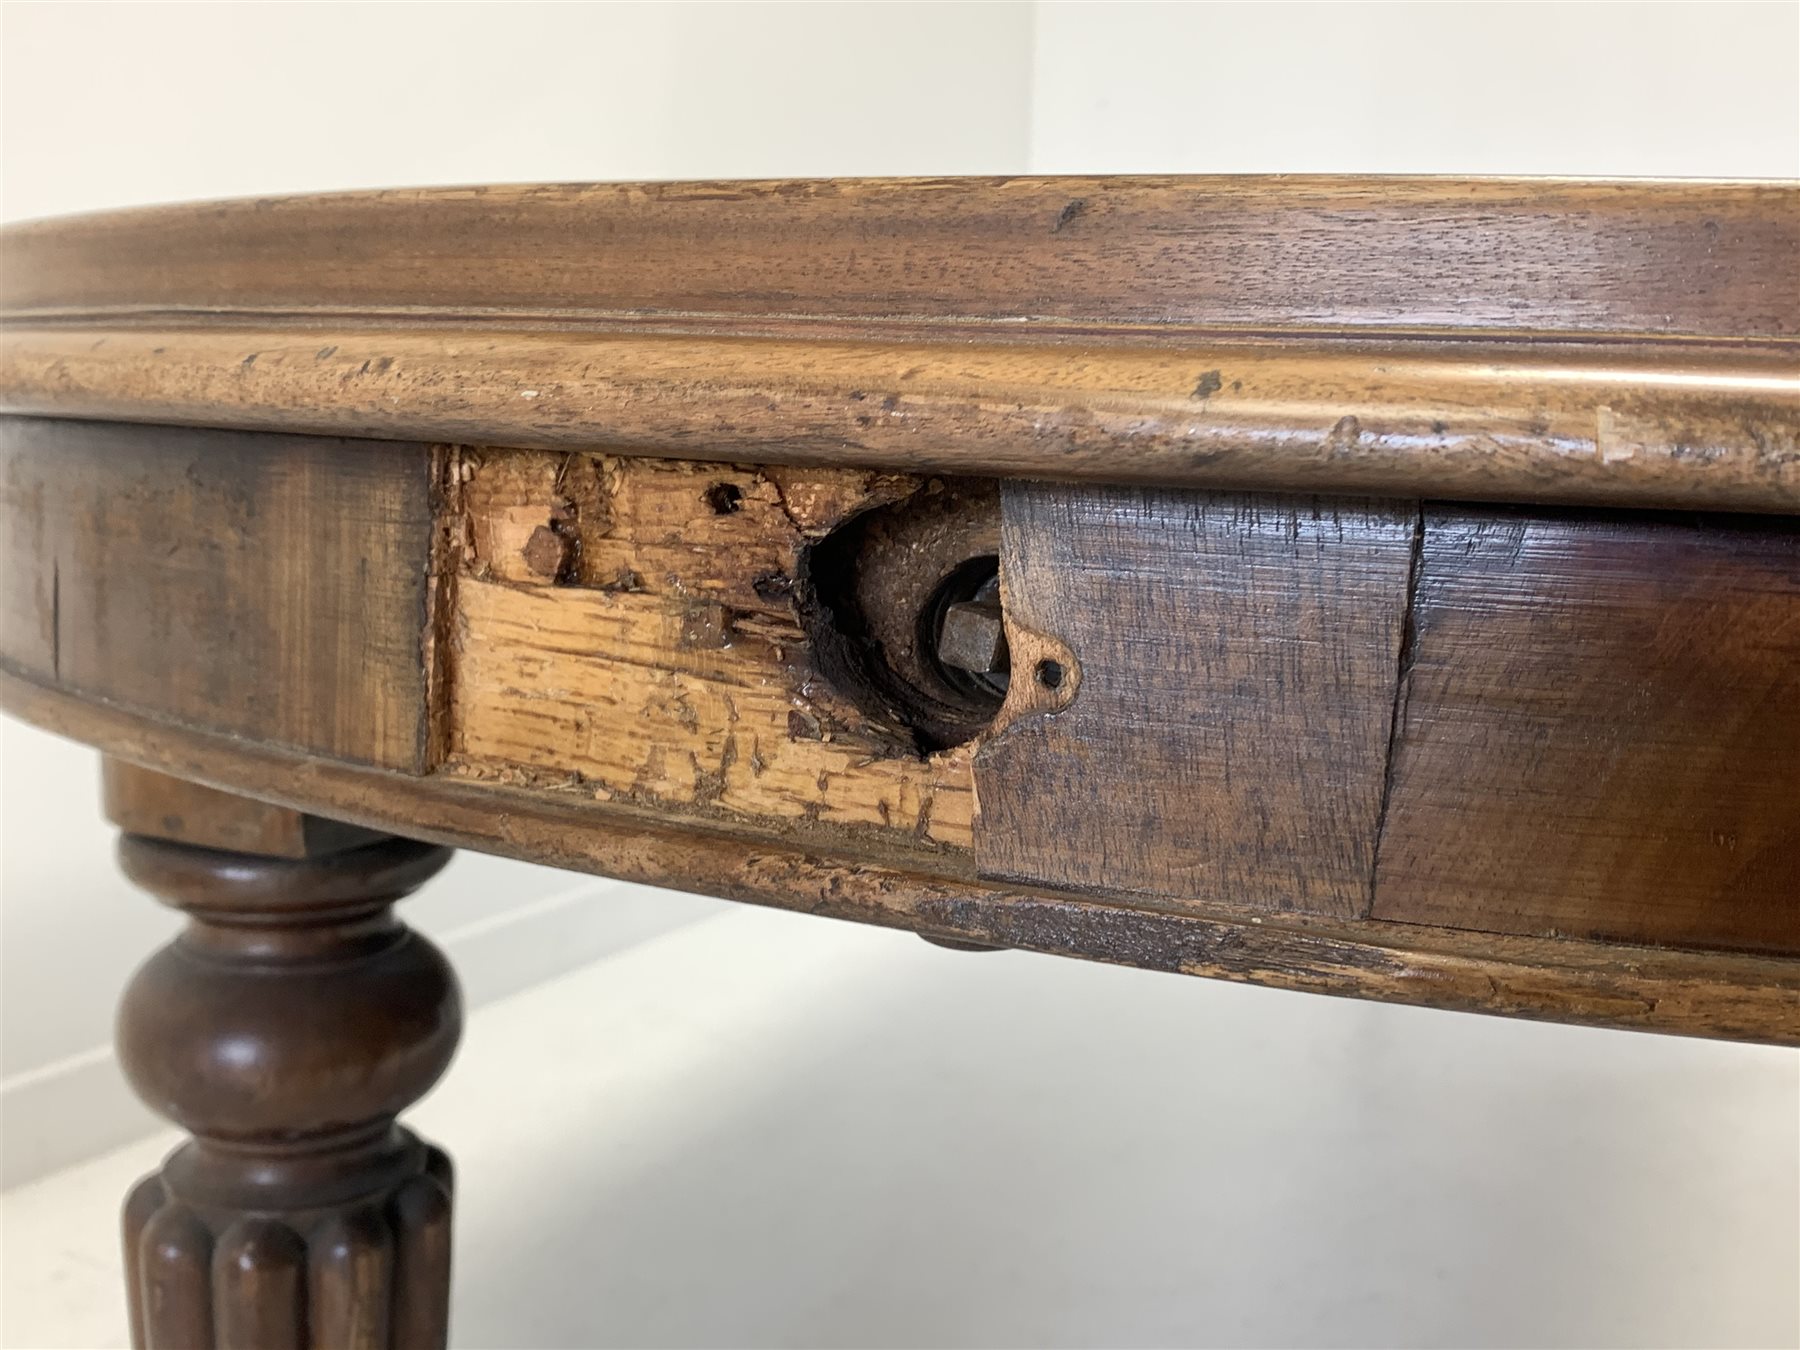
[0,0,1033,1185]
[0,2,1031,217]
[1030,2,1800,176]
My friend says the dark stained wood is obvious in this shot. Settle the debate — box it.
[20,640,1790,1047]
[0,418,437,770]
[122,1175,166,1349]
[104,759,384,858]
[1373,508,1800,954]
[975,483,1416,918]
[211,1220,305,1350]
[388,1159,454,1350]
[137,1200,213,1350]
[2,329,1793,515]
[5,177,1793,338]
[2,178,1796,515]
[115,831,458,1350]
[308,1209,395,1350]
[4,421,1797,969]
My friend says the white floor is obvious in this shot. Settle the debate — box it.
[4,902,1797,1349]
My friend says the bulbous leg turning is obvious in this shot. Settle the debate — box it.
[114,832,460,1350]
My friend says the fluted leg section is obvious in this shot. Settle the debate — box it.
[114,834,461,1350]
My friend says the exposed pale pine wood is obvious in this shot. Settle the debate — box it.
[446,449,975,851]
[451,577,975,847]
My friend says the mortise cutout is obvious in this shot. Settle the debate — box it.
[802,479,1004,752]
[703,482,743,515]
[447,450,976,847]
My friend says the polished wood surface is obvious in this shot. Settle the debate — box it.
[4,327,1792,513]
[114,831,457,1350]
[6,178,1792,335]
[1374,507,1800,953]
[2,178,1796,513]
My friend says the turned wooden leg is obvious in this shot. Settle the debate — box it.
[112,817,460,1350]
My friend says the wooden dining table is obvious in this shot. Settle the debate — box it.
[1,175,1796,1349]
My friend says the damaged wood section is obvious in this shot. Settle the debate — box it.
[445,454,1800,958]
[444,449,978,851]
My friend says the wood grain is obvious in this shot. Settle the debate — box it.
[135,1199,213,1349]
[210,1221,305,1350]
[6,420,1798,964]
[1373,508,1800,954]
[115,833,457,1350]
[5,175,1792,1342]
[103,759,385,859]
[446,449,976,852]
[975,483,1416,917]
[3,177,1796,514]
[2,327,1793,514]
[6,663,1794,1045]
[5,177,1793,338]
[0,419,437,769]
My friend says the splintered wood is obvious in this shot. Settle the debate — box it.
[445,450,976,850]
